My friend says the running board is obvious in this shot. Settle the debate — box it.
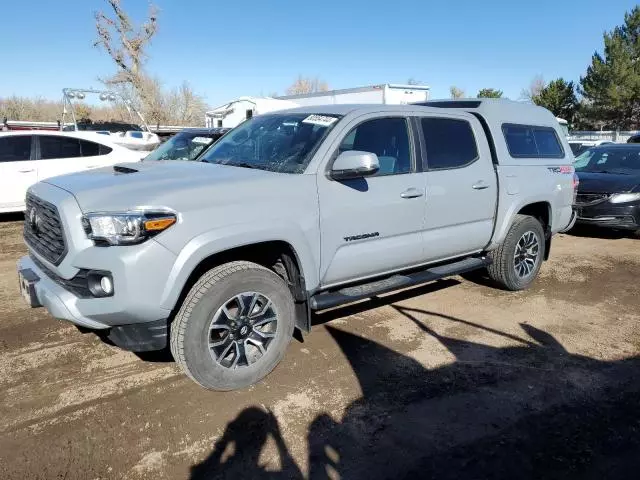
[310,256,490,311]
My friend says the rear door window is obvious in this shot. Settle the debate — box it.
[502,124,564,158]
[420,117,478,169]
[79,139,112,156]
[0,136,32,162]
[39,136,82,160]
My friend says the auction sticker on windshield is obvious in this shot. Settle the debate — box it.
[192,137,214,145]
[302,115,338,127]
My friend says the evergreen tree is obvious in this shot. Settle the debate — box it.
[580,7,640,129]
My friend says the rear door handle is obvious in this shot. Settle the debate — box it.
[400,188,424,199]
[472,181,490,190]
[18,169,35,173]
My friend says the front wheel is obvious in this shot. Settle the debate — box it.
[487,215,546,291]
[170,261,295,390]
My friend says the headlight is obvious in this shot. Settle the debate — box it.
[82,211,177,245]
[609,193,640,204]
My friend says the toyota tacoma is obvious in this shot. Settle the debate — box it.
[18,100,576,390]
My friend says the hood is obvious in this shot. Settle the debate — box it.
[44,160,280,212]
[576,171,640,194]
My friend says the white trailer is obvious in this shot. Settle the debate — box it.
[205,96,299,128]
[276,83,430,107]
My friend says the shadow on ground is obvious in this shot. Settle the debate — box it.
[568,224,638,240]
[188,306,640,479]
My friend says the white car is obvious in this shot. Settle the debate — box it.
[0,130,141,213]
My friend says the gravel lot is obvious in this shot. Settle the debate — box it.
[1,216,639,480]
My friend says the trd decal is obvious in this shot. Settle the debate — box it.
[547,166,574,174]
[344,232,380,242]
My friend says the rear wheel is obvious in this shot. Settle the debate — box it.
[487,215,545,291]
[170,261,295,390]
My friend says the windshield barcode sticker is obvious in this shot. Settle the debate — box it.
[192,137,213,145]
[302,115,338,127]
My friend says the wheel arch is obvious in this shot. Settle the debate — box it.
[162,239,312,333]
[517,201,552,260]
[490,198,553,260]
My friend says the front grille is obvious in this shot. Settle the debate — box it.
[575,193,610,207]
[24,194,67,265]
[30,255,92,298]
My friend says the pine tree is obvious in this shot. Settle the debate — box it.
[532,79,578,124]
[477,88,503,98]
[580,7,640,129]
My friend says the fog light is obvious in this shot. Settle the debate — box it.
[87,271,114,297]
[100,276,113,295]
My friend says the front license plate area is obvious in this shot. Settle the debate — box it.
[18,269,41,308]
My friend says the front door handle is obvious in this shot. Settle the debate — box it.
[18,169,35,173]
[472,181,490,190]
[400,188,424,199]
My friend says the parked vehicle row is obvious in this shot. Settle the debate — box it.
[16,99,576,390]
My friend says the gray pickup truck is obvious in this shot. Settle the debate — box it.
[17,100,576,390]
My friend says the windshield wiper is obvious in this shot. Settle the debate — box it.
[223,162,265,170]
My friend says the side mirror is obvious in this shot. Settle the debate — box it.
[330,151,379,180]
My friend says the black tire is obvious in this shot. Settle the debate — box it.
[487,215,546,291]
[170,261,295,390]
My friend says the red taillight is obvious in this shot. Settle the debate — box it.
[573,173,579,189]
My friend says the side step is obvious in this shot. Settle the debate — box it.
[310,256,490,311]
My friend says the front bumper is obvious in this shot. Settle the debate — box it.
[575,201,640,230]
[18,256,105,329]
[18,256,170,351]
[18,245,174,329]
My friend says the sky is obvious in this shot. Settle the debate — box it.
[0,0,638,108]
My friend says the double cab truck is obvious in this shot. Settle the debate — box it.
[17,99,577,390]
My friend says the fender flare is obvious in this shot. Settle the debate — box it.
[159,222,318,311]
[488,196,552,249]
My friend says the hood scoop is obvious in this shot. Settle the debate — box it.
[113,165,139,174]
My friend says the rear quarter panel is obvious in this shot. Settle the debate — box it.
[489,164,575,249]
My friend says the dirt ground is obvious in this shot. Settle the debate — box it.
[1,216,639,480]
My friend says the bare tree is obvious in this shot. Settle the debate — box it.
[94,0,159,101]
[74,103,93,121]
[450,86,465,99]
[169,82,208,125]
[520,75,546,101]
[286,76,329,95]
[0,96,32,120]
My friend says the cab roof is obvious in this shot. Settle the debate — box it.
[415,98,560,129]
[275,99,559,128]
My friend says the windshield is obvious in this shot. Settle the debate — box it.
[199,113,341,173]
[145,131,223,161]
[574,147,640,174]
